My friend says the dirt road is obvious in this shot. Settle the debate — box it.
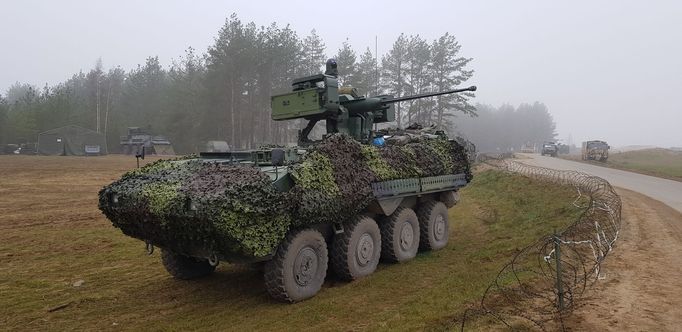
[520,154,682,330]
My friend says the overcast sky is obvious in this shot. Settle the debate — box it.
[2,0,680,147]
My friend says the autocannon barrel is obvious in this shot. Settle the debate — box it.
[341,85,477,115]
[384,85,477,104]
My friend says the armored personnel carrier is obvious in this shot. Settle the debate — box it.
[99,59,476,302]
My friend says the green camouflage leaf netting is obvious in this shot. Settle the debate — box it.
[99,159,293,259]
[99,134,471,261]
[289,134,472,225]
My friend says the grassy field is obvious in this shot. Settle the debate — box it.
[606,148,682,181]
[564,148,682,181]
[0,155,584,331]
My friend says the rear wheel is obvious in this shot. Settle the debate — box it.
[380,207,420,263]
[417,201,450,251]
[264,228,328,303]
[331,216,381,281]
[161,250,216,280]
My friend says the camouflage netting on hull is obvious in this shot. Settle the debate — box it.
[98,133,471,260]
[99,159,293,259]
[290,134,471,225]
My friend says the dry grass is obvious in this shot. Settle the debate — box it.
[607,148,682,181]
[0,156,582,331]
[563,148,682,181]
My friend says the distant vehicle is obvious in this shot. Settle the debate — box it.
[3,143,38,155]
[541,142,558,157]
[18,143,38,155]
[120,127,175,155]
[582,140,610,162]
[204,140,230,153]
[1,144,19,155]
[557,143,570,155]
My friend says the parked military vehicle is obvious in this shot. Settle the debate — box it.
[203,140,230,153]
[582,140,609,161]
[541,142,558,157]
[1,143,37,155]
[99,59,476,302]
[1,144,18,154]
[120,127,175,155]
[557,143,570,155]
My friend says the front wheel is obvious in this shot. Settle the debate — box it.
[264,228,328,303]
[161,250,216,280]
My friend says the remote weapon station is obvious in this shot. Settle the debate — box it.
[99,59,477,302]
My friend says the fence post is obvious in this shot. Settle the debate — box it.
[554,231,564,311]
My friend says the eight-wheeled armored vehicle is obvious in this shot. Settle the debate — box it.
[99,59,476,302]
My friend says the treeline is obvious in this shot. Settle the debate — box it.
[0,14,475,153]
[454,102,557,153]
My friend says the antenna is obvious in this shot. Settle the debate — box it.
[374,35,378,96]
[374,35,379,131]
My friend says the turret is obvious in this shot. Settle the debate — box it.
[270,59,476,144]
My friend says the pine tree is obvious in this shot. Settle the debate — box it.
[404,35,431,124]
[0,95,8,145]
[302,29,326,75]
[334,40,358,86]
[355,48,378,97]
[430,33,475,129]
[166,47,206,152]
[381,34,408,127]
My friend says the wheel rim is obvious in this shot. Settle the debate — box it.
[400,222,414,251]
[355,233,375,267]
[433,214,446,242]
[294,246,318,286]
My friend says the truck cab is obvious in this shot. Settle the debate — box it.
[541,142,558,157]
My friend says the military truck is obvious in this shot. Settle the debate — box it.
[557,143,570,155]
[99,59,476,302]
[582,140,609,161]
[120,127,175,155]
[541,142,558,157]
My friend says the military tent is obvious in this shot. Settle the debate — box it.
[38,125,107,156]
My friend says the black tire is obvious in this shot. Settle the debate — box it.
[264,228,328,303]
[417,201,450,251]
[331,216,381,281]
[161,250,216,280]
[380,207,420,263]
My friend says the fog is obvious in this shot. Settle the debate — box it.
[2,0,680,147]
